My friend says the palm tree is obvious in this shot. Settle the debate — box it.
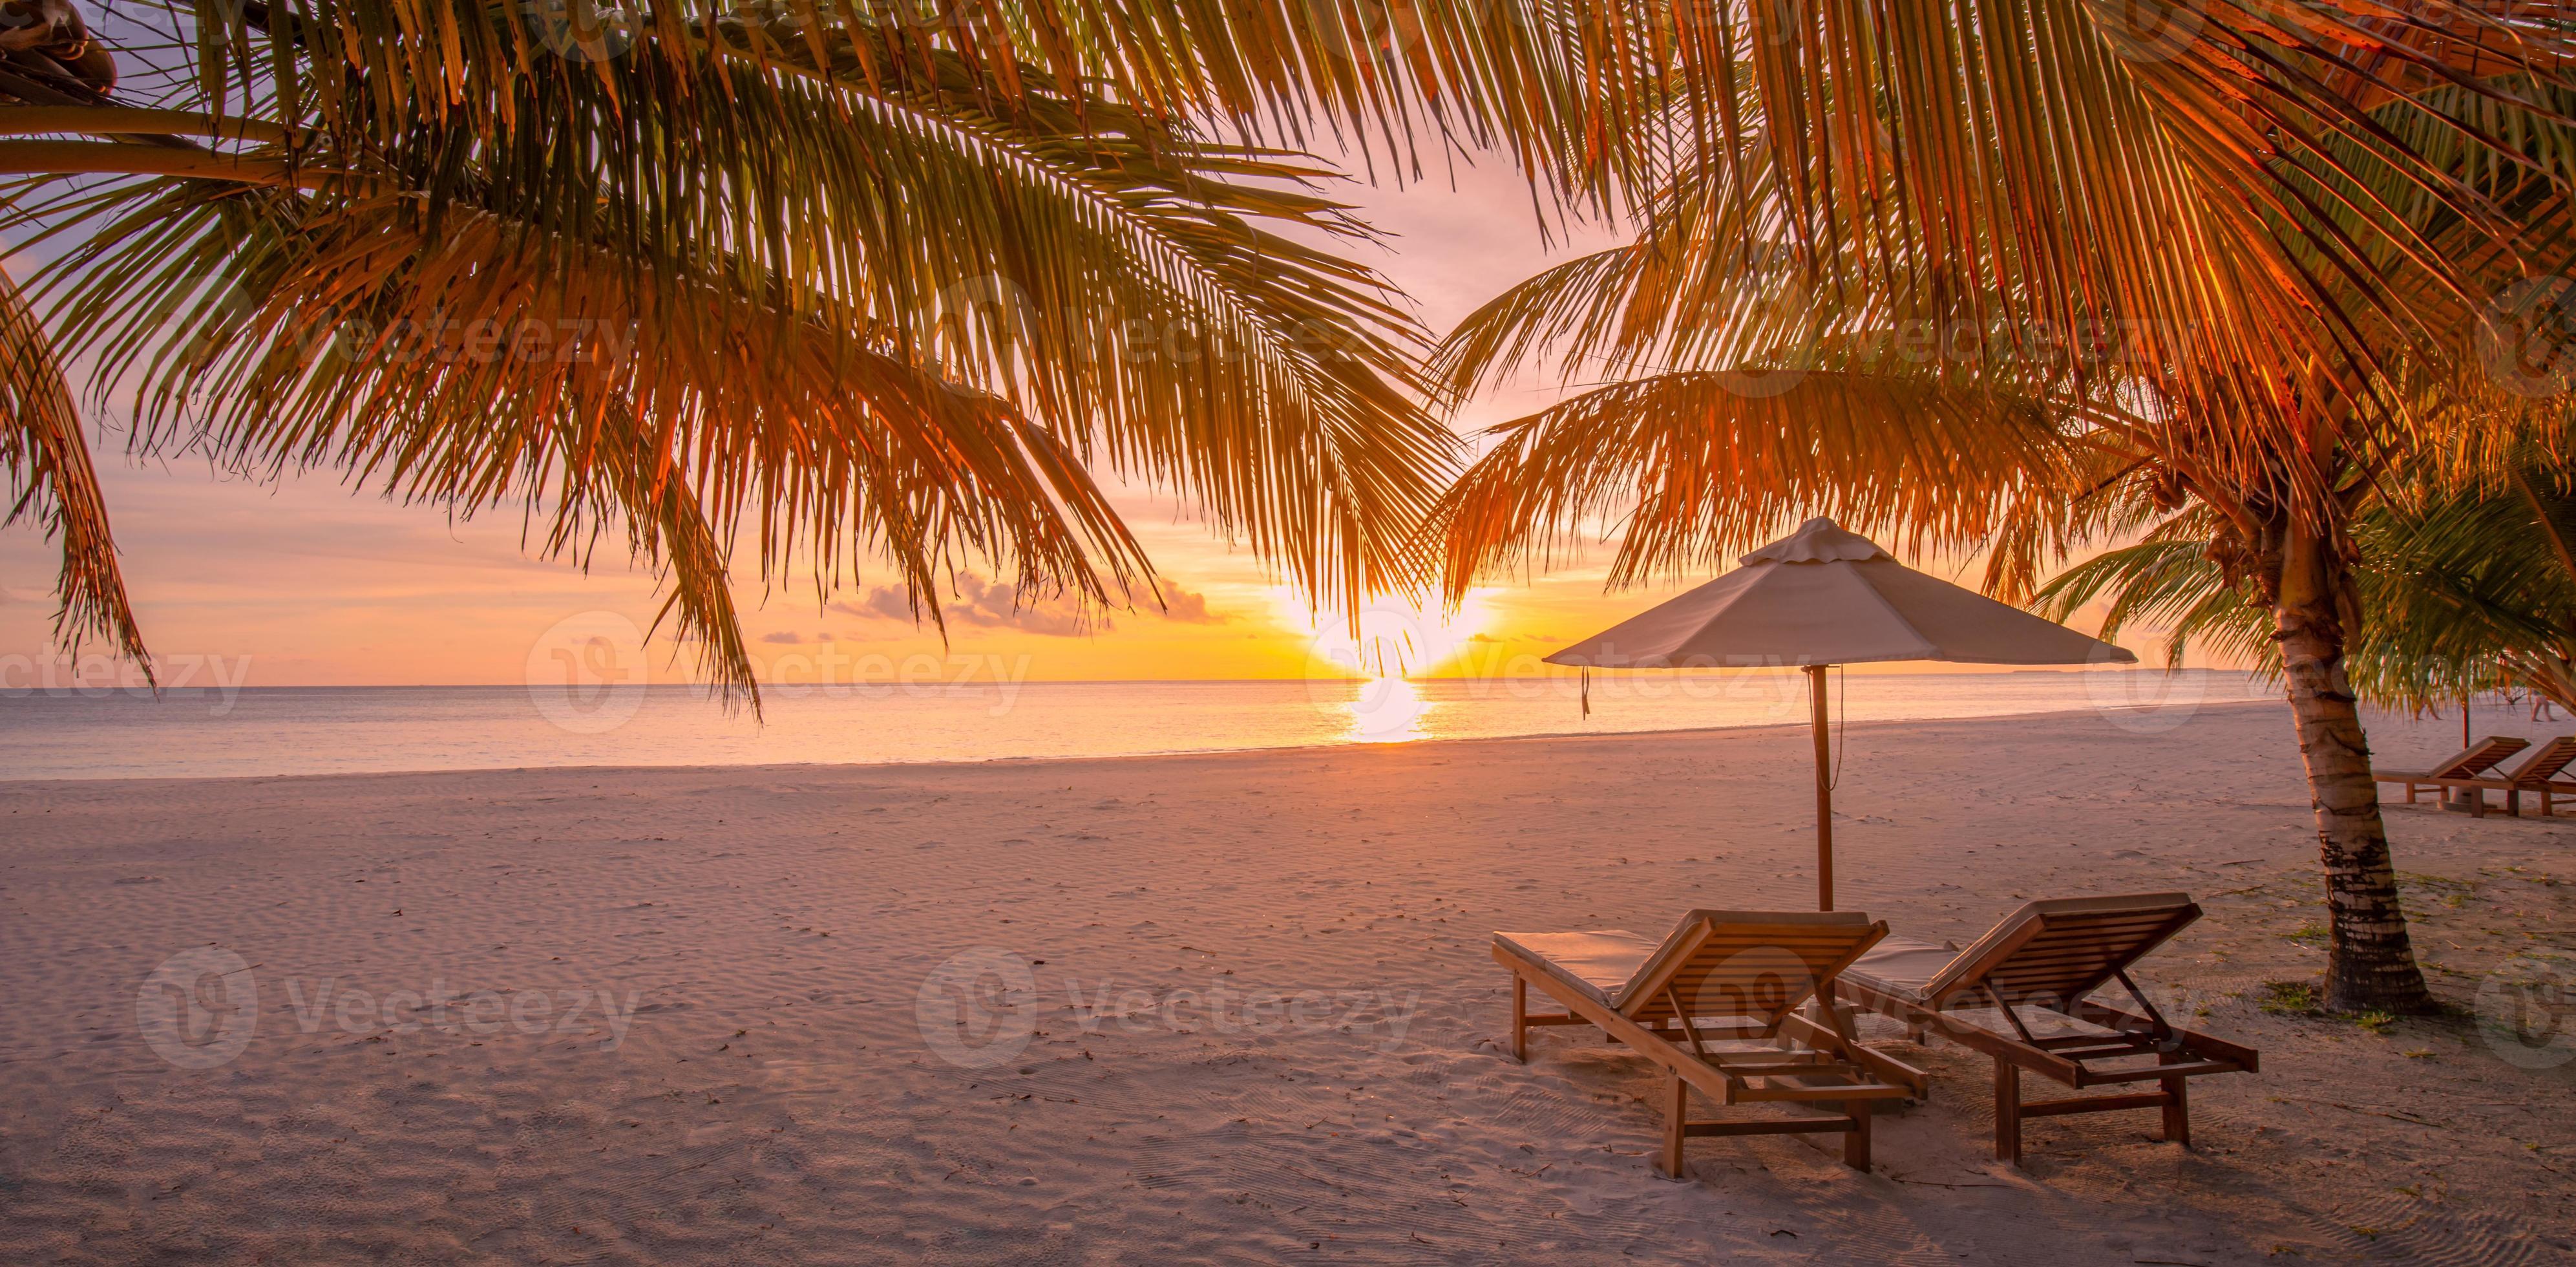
[1423,5,2576,1012]
[6,2,2566,1011]
[2034,456,2576,716]
[3,0,1625,703]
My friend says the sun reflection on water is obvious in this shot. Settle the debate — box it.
[1274,590,1491,745]
[1344,676,1430,741]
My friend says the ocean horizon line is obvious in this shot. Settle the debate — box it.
[4,665,2252,694]
[0,670,2276,782]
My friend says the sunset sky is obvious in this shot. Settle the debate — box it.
[0,160,2160,688]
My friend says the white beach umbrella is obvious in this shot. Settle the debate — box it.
[1545,516,2136,910]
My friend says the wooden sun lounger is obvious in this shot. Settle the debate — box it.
[2376,734,2528,811]
[2378,735,2576,818]
[1493,910,1926,1177]
[1829,893,2257,1166]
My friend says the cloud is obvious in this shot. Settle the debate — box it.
[1467,632,1504,643]
[760,631,805,644]
[1151,584,1234,626]
[834,573,1104,637]
[839,588,918,624]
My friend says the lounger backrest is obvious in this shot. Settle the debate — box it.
[2429,736,2529,778]
[2503,735,2576,785]
[1614,910,1886,1027]
[1919,893,2200,1010]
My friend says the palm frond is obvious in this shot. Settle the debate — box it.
[1422,0,2576,587]
[0,256,144,671]
[5,6,1468,692]
[2031,461,2576,708]
[1430,368,2079,600]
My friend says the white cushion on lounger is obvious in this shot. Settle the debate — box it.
[1838,935,1958,1005]
[1494,930,1660,1007]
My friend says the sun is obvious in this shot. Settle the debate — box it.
[1265,588,1498,742]
[1275,588,1498,680]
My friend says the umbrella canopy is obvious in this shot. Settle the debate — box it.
[1545,518,2135,669]
[1545,516,2135,911]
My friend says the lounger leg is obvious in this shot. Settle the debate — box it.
[1658,1070,1689,1180]
[1993,1057,2023,1166]
[2160,1052,2191,1147]
[1509,974,1527,1062]
[1842,1100,1872,1171]
[2507,789,2522,817]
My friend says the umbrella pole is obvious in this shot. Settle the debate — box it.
[1808,664,1833,911]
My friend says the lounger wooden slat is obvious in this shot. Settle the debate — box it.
[2037,1038,2162,1058]
[1729,1081,1914,1104]
[1494,910,1927,1178]
[1830,893,2257,1166]
[2065,999,2261,1068]
[2020,1091,2169,1118]
[2073,1058,2243,1085]
[1682,1116,1860,1138]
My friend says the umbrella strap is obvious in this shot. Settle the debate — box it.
[1579,667,1590,719]
[1827,665,1847,790]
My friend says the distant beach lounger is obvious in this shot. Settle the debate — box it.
[1493,910,1924,1176]
[2377,735,2576,818]
[1830,893,2258,1166]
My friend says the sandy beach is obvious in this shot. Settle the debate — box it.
[2,701,2571,1264]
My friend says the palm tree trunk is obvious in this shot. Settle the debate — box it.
[2274,522,2433,1012]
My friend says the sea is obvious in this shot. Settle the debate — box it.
[0,670,2274,781]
